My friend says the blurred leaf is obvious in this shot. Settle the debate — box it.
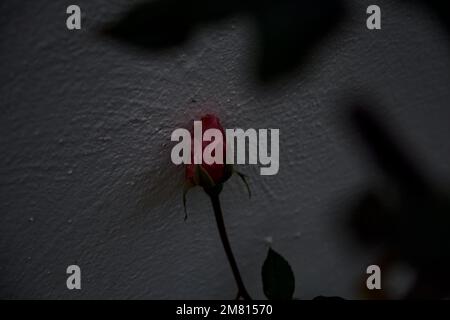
[103,0,345,82]
[407,0,450,31]
[348,103,450,299]
[262,247,295,300]
[255,0,344,81]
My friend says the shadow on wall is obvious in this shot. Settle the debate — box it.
[101,0,449,84]
[407,0,450,31]
[346,102,450,299]
[101,0,346,83]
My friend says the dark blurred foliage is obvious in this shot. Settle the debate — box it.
[409,0,450,31]
[103,0,345,82]
[103,0,450,81]
[349,105,450,299]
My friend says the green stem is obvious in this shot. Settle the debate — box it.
[209,193,252,300]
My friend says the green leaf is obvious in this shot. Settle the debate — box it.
[182,182,194,221]
[195,164,215,189]
[262,248,295,300]
[223,164,234,183]
[235,170,251,199]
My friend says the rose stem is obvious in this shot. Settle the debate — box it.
[209,193,252,300]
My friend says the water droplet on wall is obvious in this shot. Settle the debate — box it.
[264,236,273,244]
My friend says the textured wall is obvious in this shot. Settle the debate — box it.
[1,0,449,299]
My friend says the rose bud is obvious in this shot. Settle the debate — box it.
[183,114,250,220]
[185,114,231,189]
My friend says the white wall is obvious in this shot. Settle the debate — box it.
[1,0,449,299]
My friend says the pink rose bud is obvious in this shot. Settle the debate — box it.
[182,114,250,220]
[185,114,230,187]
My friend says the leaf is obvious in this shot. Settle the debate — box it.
[262,247,295,300]
[102,0,243,49]
[235,170,251,199]
[102,0,346,82]
[255,0,345,81]
[194,164,215,189]
[182,182,194,221]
